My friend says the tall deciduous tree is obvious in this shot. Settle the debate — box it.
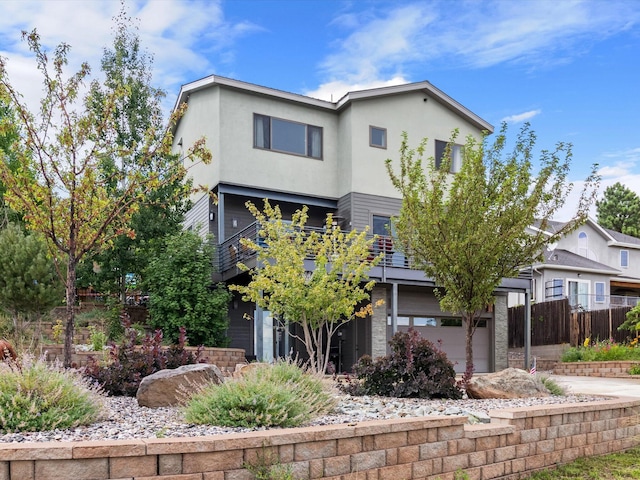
[144,229,231,347]
[596,182,640,237]
[0,223,63,334]
[78,9,190,301]
[387,123,599,382]
[0,30,210,366]
[231,200,383,374]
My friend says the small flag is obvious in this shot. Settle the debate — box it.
[530,357,537,375]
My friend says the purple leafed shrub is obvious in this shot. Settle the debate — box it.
[83,313,202,396]
[340,328,462,399]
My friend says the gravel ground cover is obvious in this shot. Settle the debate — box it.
[0,391,607,443]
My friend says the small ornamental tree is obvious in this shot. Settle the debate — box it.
[144,229,231,347]
[387,123,599,382]
[0,29,210,367]
[230,200,383,374]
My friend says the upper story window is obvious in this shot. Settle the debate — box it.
[254,113,322,159]
[370,126,387,149]
[621,249,629,268]
[435,140,462,173]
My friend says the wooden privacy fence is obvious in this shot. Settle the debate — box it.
[509,298,636,347]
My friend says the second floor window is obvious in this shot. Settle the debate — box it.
[254,113,322,159]
[370,126,387,149]
[435,140,462,173]
[621,249,629,268]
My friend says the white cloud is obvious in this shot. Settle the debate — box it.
[304,76,408,102]
[312,0,640,95]
[501,110,542,124]
[598,162,635,178]
[0,0,260,114]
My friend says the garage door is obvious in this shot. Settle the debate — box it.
[387,316,491,373]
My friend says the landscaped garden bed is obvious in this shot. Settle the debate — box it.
[555,338,640,377]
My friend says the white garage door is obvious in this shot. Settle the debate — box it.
[387,316,491,373]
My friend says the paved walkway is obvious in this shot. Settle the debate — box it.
[550,374,640,397]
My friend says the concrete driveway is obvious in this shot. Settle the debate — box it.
[550,374,640,397]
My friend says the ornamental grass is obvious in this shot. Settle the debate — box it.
[0,356,106,433]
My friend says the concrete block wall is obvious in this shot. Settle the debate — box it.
[554,361,640,378]
[0,397,638,480]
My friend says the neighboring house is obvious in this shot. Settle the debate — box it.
[515,219,640,311]
[171,75,531,373]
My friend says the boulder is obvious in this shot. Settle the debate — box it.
[136,364,224,408]
[466,368,550,399]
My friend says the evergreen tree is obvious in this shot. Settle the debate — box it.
[0,224,62,334]
[596,182,640,237]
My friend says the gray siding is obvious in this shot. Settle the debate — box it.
[184,194,211,239]
[338,192,402,232]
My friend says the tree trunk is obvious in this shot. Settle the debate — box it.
[463,312,475,384]
[64,254,77,368]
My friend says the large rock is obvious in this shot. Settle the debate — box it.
[466,368,550,399]
[136,364,224,408]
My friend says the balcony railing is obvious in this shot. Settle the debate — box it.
[217,222,416,274]
[545,292,640,312]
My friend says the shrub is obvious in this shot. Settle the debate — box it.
[538,375,565,396]
[629,364,640,375]
[83,313,202,396]
[184,360,336,428]
[561,339,640,363]
[0,356,105,433]
[340,328,462,399]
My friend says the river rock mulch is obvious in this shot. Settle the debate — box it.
[0,391,608,443]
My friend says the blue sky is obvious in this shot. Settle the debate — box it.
[1,0,639,220]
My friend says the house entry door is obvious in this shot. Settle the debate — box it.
[568,280,589,310]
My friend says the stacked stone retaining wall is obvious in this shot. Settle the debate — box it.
[41,345,247,372]
[1,397,638,480]
[554,361,640,378]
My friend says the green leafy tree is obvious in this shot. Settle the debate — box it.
[0,101,25,227]
[77,8,190,301]
[230,200,383,374]
[0,30,210,366]
[596,182,640,237]
[144,230,231,347]
[386,123,599,382]
[0,224,63,334]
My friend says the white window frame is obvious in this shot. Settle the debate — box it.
[253,113,323,159]
[369,126,387,149]
[567,279,590,309]
[435,140,463,173]
[595,282,606,303]
[621,249,629,268]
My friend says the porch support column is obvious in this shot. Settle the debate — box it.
[493,293,508,371]
[391,282,399,335]
[217,192,225,242]
[370,285,388,360]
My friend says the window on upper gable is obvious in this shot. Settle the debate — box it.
[254,113,323,159]
[370,126,387,149]
[577,231,588,257]
[621,249,629,268]
[435,140,462,173]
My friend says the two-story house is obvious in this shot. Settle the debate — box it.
[523,219,640,310]
[171,75,531,373]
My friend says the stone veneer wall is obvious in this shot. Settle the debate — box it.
[554,361,640,378]
[1,397,638,480]
[41,346,247,372]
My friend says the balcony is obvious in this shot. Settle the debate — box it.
[216,222,418,281]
